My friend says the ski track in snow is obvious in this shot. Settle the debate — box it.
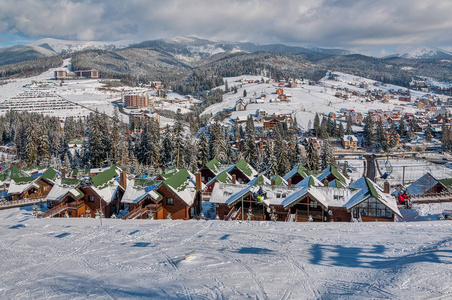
[2,208,452,299]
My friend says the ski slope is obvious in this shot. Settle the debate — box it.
[1,206,452,299]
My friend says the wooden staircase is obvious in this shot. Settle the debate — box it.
[39,203,68,218]
[122,204,161,220]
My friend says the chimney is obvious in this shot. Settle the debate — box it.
[195,173,202,191]
[271,179,276,186]
[384,181,390,194]
[60,169,66,178]
[232,174,237,184]
[287,178,292,187]
[120,170,127,189]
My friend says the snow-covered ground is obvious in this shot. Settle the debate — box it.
[203,73,448,132]
[1,206,452,299]
[376,158,452,185]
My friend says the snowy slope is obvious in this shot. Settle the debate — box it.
[27,38,132,54]
[386,46,452,60]
[1,206,452,299]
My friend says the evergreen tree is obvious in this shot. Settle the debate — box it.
[425,124,433,143]
[346,115,353,135]
[320,117,328,139]
[320,138,335,169]
[389,122,398,149]
[198,130,210,168]
[305,138,319,171]
[25,121,38,166]
[376,119,388,152]
[37,126,51,166]
[399,118,406,138]
[243,116,258,168]
[442,122,450,152]
[243,89,247,97]
[338,122,345,138]
[313,113,320,137]
[363,115,375,148]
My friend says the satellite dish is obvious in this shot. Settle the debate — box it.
[267,207,271,213]
[328,210,333,215]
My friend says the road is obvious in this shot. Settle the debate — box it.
[364,154,376,181]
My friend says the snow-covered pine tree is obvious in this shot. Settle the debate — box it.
[320,138,335,169]
[305,138,319,171]
[25,121,38,166]
[243,116,258,169]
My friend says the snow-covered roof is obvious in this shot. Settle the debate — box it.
[281,186,329,209]
[283,164,309,181]
[46,178,80,201]
[317,165,349,186]
[210,182,249,205]
[161,169,200,206]
[406,173,445,195]
[294,175,323,188]
[8,178,38,195]
[122,179,162,204]
[346,177,401,217]
[342,135,358,142]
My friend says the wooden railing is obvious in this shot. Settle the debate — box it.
[410,192,452,203]
[0,197,46,210]
[231,207,242,220]
[122,203,161,220]
[225,206,236,220]
[38,203,68,218]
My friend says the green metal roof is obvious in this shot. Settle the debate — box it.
[61,178,81,186]
[215,171,231,183]
[0,166,29,181]
[205,159,221,173]
[134,178,159,188]
[235,159,254,177]
[92,165,120,188]
[270,175,285,186]
[163,168,193,191]
[330,166,347,185]
[13,177,36,184]
[365,177,380,199]
[41,167,59,182]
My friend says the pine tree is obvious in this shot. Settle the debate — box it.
[243,89,247,97]
[243,116,258,168]
[320,117,328,139]
[313,113,320,137]
[376,119,388,152]
[25,121,38,166]
[338,122,345,138]
[198,130,210,168]
[346,115,353,135]
[37,127,51,167]
[425,124,433,143]
[363,115,375,148]
[320,138,335,169]
[389,122,398,149]
[305,138,319,171]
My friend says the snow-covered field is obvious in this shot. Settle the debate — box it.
[1,206,452,299]
[376,158,452,185]
[204,73,449,132]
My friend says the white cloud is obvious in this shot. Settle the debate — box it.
[0,0,451,53]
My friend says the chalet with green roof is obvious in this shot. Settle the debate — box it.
[226,159,258,184]
[156,168,202,220]
[283,164,309,185]
[317,165,349,187]
[270,175,288,186]
[203,171,233,199]
[199,159,223,183]
[121,179,163,220]
[43,165,126,218]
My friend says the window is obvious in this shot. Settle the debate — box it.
[276,193,281,198]
[44,186,50,191]
[282,193,287,198]
[88,195,94,202]
[166,197,174,205]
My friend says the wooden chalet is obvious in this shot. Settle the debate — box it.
[121,179,163,220]
[155,168,203,220]
[406,173,449,196]
[210,175,401,222]
[317,165,350,187]
[341,135,358,150]
[283,164,309,185]
[42,166,125,218]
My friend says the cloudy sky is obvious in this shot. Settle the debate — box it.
[0,0,451,56]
